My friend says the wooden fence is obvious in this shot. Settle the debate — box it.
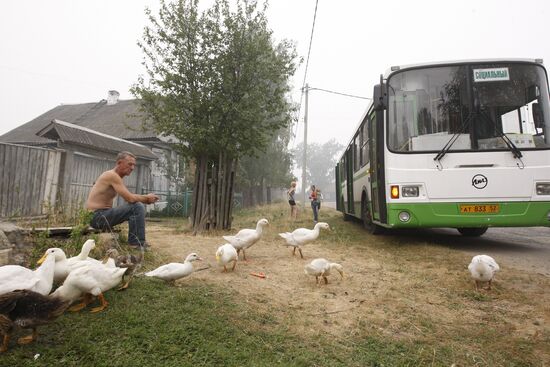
[0,143,62,218]
[0,143,153,219]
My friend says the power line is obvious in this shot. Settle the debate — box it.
[293,0,319,145]
[308,87,371,100]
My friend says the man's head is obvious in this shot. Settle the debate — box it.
[115,151,137,177]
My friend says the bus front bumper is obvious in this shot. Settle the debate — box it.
[387,201,550,228]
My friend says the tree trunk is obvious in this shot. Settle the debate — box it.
[191,153,235,233]
[191,155,210,234]
[266,185,272,204]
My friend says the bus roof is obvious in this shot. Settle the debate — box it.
[384,58,544,78]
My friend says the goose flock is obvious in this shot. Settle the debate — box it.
[0,217,501,352]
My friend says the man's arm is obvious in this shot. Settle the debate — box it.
[109,172,159,204]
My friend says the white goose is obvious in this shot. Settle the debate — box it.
[51,262,127,313]
[222,218,269,260]
[0,249,56,296]
[48,245,106,284]
[468,255,500,290]
[304,258,344,285]
[215,244,238,272]
[145,253,202,284]
[279,222,330,259]
[67,239,101,267]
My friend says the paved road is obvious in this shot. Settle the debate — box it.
[389,226,550,277]
[324,204,550,276]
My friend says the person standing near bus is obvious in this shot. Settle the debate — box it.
[316,188,323,211]
[287,181,298,221]
[309,185,320,223]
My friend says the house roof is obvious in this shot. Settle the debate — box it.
[36,119,158,160]
[0,99,158,145]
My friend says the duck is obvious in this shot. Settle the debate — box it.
[468,255,500,290]
[304,258,344,285]
[215,244,238,272]
[67,239,104,267]
[46,246,106,285]
[0,249,56,296]
[103,248,142,290]
[222,218,269,260]
[279,222,330,259]
[0,289,69,353]
[50,262,127,313]
[145,253,202,284]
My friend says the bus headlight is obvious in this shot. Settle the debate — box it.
[402,186,419,197]
[398,211,411,222]
[536,182,550,195]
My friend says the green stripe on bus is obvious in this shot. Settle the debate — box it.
[386,201,550,228]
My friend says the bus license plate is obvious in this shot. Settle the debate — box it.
[459,204,500,214]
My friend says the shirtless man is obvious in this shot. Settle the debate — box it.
[86,151,159,250]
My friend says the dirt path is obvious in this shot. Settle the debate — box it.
[143,207,549,359]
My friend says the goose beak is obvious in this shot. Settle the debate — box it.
[37,252,48,265]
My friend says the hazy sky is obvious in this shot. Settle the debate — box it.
[1,0,549,152]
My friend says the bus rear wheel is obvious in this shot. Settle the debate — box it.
[362,198,383,235]
[457,227,488,237]
[341,197,350,221]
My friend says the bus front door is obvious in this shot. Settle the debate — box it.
[369,111,386,223]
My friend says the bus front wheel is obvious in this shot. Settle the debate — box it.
[457,227,488,237]
[362,198,383,235]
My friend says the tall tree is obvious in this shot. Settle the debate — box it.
[132,0,298,232]
[237,125,294,206]
[293,139,344,199]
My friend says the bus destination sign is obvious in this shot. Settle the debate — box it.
[473,67,510,82]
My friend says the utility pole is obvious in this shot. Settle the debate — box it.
[302,83,308,206]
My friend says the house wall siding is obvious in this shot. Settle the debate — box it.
[0,142,154,219]
[0,143,62,217]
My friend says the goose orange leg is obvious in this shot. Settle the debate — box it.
[231,260,237,271]
[90,293,109,313]
[117,275,131,291]
[69,293,93,312]
[17,328,37,345]
[0,334,9,353]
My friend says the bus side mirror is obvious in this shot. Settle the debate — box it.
[373,84,387,111]
[532,102,543,128]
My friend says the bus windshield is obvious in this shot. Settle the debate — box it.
[387,62,550,153]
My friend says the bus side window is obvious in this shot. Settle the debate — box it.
[354,134,360,172]
[360,121,369,166]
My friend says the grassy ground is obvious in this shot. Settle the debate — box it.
[3,203,549,366]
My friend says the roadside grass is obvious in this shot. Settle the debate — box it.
[4,277,458,367]
[5,202,548,366]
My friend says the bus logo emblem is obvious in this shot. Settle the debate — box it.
[472,174,488,189]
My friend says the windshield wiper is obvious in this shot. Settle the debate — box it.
[478,110,523,159]
[433,112,473,162]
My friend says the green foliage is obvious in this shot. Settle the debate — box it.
[293,138,344,196]
[29,209,97,264]
[237,126,294,191]
[68,209,93,245]
[132,0,299,160]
